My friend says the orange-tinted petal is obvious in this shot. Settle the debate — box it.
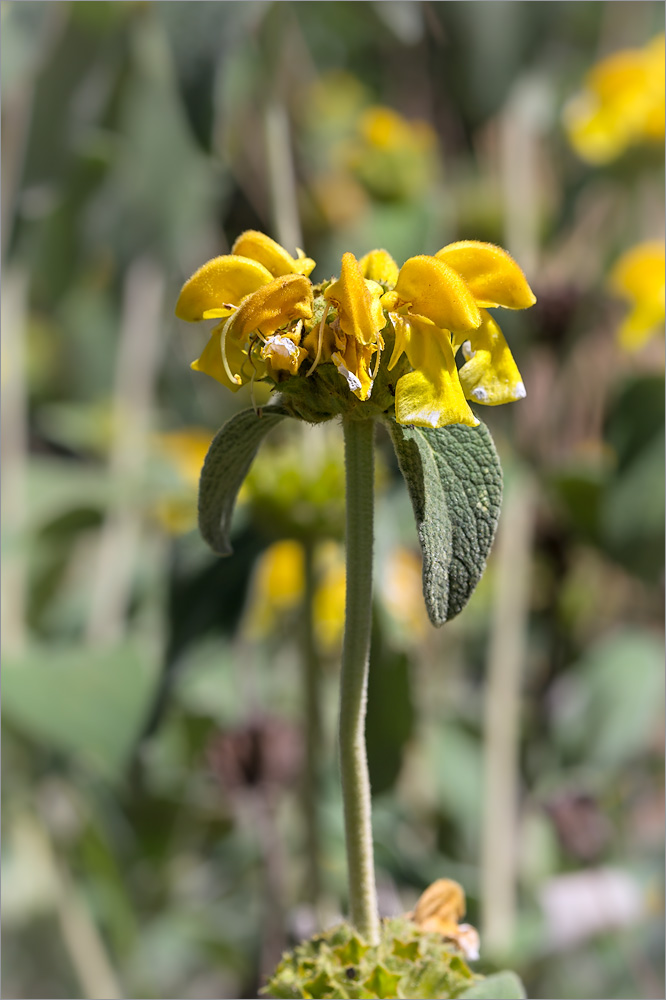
[231,274,313,340]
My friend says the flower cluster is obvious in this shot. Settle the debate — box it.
[176,231,536,429]
[564,33,665,164]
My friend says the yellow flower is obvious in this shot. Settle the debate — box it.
[303,252,387,401]
[609,240,665,350]
[178,233,535,430]
[176,232,315,390]
[564,34,665,164]
[376,241,535,428]
[242,539,345,652]
[311,541,346,654]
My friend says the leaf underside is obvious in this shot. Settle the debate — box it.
[198,401,290,555]
[387,419,502,626]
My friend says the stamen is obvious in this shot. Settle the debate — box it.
[247,346,262,416]
[305,306,330,377]
[371,343,382,380]
[220,313,242,386]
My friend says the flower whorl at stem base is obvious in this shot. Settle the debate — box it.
[176,231,536,428]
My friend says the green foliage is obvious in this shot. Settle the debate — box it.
[458,972,527,999]
[263,917,485,999]
[197,401,290,555]
[387,420,502,625]
[2,641,157,781]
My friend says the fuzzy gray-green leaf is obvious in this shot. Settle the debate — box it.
[387,420,502,626]
[198,402,289,555]
[458,971,527,999]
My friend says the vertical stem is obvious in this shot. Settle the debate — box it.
[339,417,380,945]
[301,539,323,914]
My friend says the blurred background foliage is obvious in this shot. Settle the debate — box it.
[1,3,664,999]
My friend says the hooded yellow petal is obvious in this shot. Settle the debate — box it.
[325,252,387,346]
[176,255,274,322]
[392,314,478,428]
[359,248,399,286]
[191,324,255,390]
[436,241,536,310]
[232,230,316,278]
[231,274,313,340]
[394,255,481,332]
[457,311,526,405]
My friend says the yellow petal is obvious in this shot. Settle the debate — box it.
[436,241,536,310]
[331,337,376,401]
[458,311,526,405]
[191,324,250,390]
[260,334,308,375]
[392,314,478,428]
[175,255,274,321]
[231,230,316,277]
[359,248,399,286]
[231,274,313,340]
[394,255,481,332]
[325,252,387,346]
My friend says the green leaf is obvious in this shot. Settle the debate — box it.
[304,970,335,998]
[386,419,502,625]
[362,964,401,999]
[391,938,420,962]
[459,972,527,999]
[198,401,290,555]
[334,934,369,967]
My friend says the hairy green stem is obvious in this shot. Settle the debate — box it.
[339,417,380,945]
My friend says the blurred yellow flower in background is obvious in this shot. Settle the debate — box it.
[311,542,346,654]
[564,34,665,164]
[609,240,665,350]
[301,71,442,211]
[242,539,346,653]
[380,547,429,641]
[243,539,306,639]
[153,428,213,534]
